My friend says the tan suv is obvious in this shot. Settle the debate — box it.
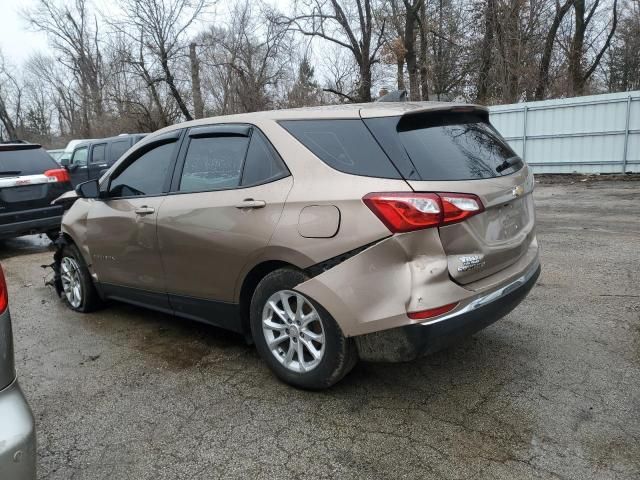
[53,102,540,389]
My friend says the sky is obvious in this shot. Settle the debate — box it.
[0,0,291,68]
[0,0,50,65]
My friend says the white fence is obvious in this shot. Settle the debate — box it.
[488,91,640,174]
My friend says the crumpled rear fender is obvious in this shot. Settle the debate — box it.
[295,229,471,337]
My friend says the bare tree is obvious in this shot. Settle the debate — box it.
[605,0,640,91]
[25,0,104,136]
[274,0,386,102]
[0,52,21,140]
[402,0,424,101]
[568,0,618,95]
[198,1,290,114]
[476,0,496,103]
[535,0,575,100]
[115,0,209,121]
[189,43,204,119]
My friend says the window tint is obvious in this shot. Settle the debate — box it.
[395,113,522,180]
[109,141,130,164]
[241,131,288,186]
[91,144,106,164]
[71,147,88,166]
[0,147,58,176]
[279,120,400,179]
[179,136,249,192]
[109,142,175,197]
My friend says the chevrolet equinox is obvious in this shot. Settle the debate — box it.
[53,102,540,389]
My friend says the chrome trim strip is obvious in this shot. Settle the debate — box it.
[419,257,540,326]
[0,174,53,188]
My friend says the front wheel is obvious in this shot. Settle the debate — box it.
[59,244,103,312]
[250,268,357,389]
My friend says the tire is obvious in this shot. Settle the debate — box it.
[59,244,103,312]
[250,268,358,389]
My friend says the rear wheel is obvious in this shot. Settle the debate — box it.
[250,268,357,389]
[59,244,102,312]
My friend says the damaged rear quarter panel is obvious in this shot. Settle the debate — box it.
[295,228,471,337]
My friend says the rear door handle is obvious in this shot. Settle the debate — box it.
[235,199,266,209]
[134,206,155,215]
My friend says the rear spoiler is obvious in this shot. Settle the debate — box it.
[398,105,490,131]
[400,104,489,121]
[0,143,42,151]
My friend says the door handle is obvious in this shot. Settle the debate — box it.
[134,206,155,215]
[235,199,266,209]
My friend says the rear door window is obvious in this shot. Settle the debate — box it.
[279,119,401,179]
[178,136,249,192]
[91,143,106,164]
[0,147,58,177]
[394,112,521,180]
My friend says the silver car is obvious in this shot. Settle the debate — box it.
[0,263,36,479]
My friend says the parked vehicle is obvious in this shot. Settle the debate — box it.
[53,102,540,389]
[0,142,72,240]
[47,149,65,163]
[0,263,37,479]
[58,139,94,167]
[62,134,147,187]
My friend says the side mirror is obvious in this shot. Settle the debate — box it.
[76,179,100,199]
[60,157,70,167]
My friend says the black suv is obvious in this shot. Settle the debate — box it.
[0,142,73,240]
[62,134,147,187]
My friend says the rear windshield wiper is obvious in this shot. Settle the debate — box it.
[496,156,522,173]
[0,170,22,177]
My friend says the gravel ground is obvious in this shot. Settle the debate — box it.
[2,179,639,480]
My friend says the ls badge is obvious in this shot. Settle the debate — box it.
[457,255,485,272]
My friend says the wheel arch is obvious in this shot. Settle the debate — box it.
[238,260,303,340]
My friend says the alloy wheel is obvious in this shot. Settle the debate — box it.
[262,290,325,373]
[60,257,83,308]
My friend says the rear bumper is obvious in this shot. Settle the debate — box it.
[0,379,37,479]
[0,215,62,239]
[296,228,540,338]
[355,259,540,362]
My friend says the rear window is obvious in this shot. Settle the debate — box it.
[0,147,58,177]
[279,120,401,179]
[241,130,288,186]
[179,136,249,192]
[395,112,521,180]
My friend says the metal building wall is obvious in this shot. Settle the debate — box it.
[488,91,640,174]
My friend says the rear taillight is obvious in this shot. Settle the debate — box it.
[363,192,484,233]
[44,168,70,183]
[0,264,7,314]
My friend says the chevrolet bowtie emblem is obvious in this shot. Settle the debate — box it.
[512,185,524,197]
